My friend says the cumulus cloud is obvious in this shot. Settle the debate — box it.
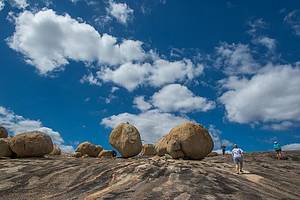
[254,36,276,51]
[8,9,145,74]
[0,106,74,152]
[219,64,300,126]
[133,96,152,111]
[215,42,260,75]
[0,0,4,11]
[80,73,102,86]
[151,84,215,113]
[101,109,189,143]
[98,59,204,91]
[107,0,133,24]
[208,125,233,150]
[284,10,300,36]
[10,0,28,9]
[282,143,300,151]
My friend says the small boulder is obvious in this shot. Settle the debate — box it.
[0,126,8,138]
[73,152,82,158]
[50,144,62,155]
[98,150,116,159]
[140,144,156,156]
[207,152,218,157]
[75,142,103,157]
[0,138,13,157]
[9,131,53,157]
[155,122,214,160]
[109,123,142,158]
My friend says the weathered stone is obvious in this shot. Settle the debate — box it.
[109,123,142,158]
[73,152,82,158]
[0,138,13,157]
[98,150,116,158]
[9,131,53,157]
[155,122,213,160]
[0,126,8,138]
[50,145,62,155]
[207,152,218,157]
[75,142,103,157]
[140,144,157,156]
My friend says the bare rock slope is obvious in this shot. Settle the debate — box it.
[0,151,300,200]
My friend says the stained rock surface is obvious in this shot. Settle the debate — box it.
[0,151,300,199]
[0,126,8,138]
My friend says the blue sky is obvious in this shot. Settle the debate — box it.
[1,0,300,153]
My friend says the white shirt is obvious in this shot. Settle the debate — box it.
[232,148,243,158]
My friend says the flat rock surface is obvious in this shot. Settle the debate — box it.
[0,151,300,200]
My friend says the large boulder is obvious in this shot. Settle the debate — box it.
[75,142,103,157]
[109,123,142,158]
[140,144,156,156]
[155,122,214,160]
[0,126,8,138]
[0,138,13,157]
[9,131,53,157]
[50,144,62,155]
[98,150,116,159]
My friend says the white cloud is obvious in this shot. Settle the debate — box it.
[107,0,133,24]
[247,18,267,36]
[8,9,145,74]
[0,106,74,152]
[10,0,28,9]
[101,109,189,143]
[133,96,152,111]
[262,121,295,131]
[0,0,4,11]
[151,84,215,113]
[80,73,102,86]
[208,125,233,150]
[219,64,300,126]
[215,42,260,75]
[282,143,300,151]
[254,36,276,51]
[284,10,300,36]
[98,59,204,91]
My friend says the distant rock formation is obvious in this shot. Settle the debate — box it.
[0,138,13,157]
[75,142,103,157]
[140,144,156,156]
[109,123,142,158]
[0,126,8,138]
[9,131,53,157]
[156,122,214,160]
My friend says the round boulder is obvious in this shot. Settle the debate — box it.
[98,150,116,158]
[207,152,218,157]
[50,144,62,155]
[155,122,213,160]
[109,123,142,158]
[140,144,156,156]
[0,126,8,138]
[75,142,103,157]
[0,138,13,157]
[9,131,53,157]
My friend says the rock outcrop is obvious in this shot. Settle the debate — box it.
[75,142,103,157]
[98,150,115,158]
[156,122,213,160]
[109,123,142,158]
[0,138,13,157]
[9,131,53,157]
[140,144,156,156]
[0,126,8,138]
[50,145,62,155]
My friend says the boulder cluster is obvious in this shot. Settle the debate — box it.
[0,127,57,158]
[1,121,214,160]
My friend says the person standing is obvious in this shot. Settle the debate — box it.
[273,141,282,160]
[231,144,244,174]
[221,144,226,155]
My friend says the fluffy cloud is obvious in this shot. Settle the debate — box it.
[219,64,300,126]
[101,109,189,143]
[133,96,152,111]
[284,10,300,36]
[215,42,260,75]
[151,84,215,113]
[107,0,133,24]
[98,59,204,91]
[0,0,28,10]
[80,73,101,86]
[282,143,300,151]
[254,36,276,51]
[8,9,145,74]
[0,0,4,11]
[0,106,74,152]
